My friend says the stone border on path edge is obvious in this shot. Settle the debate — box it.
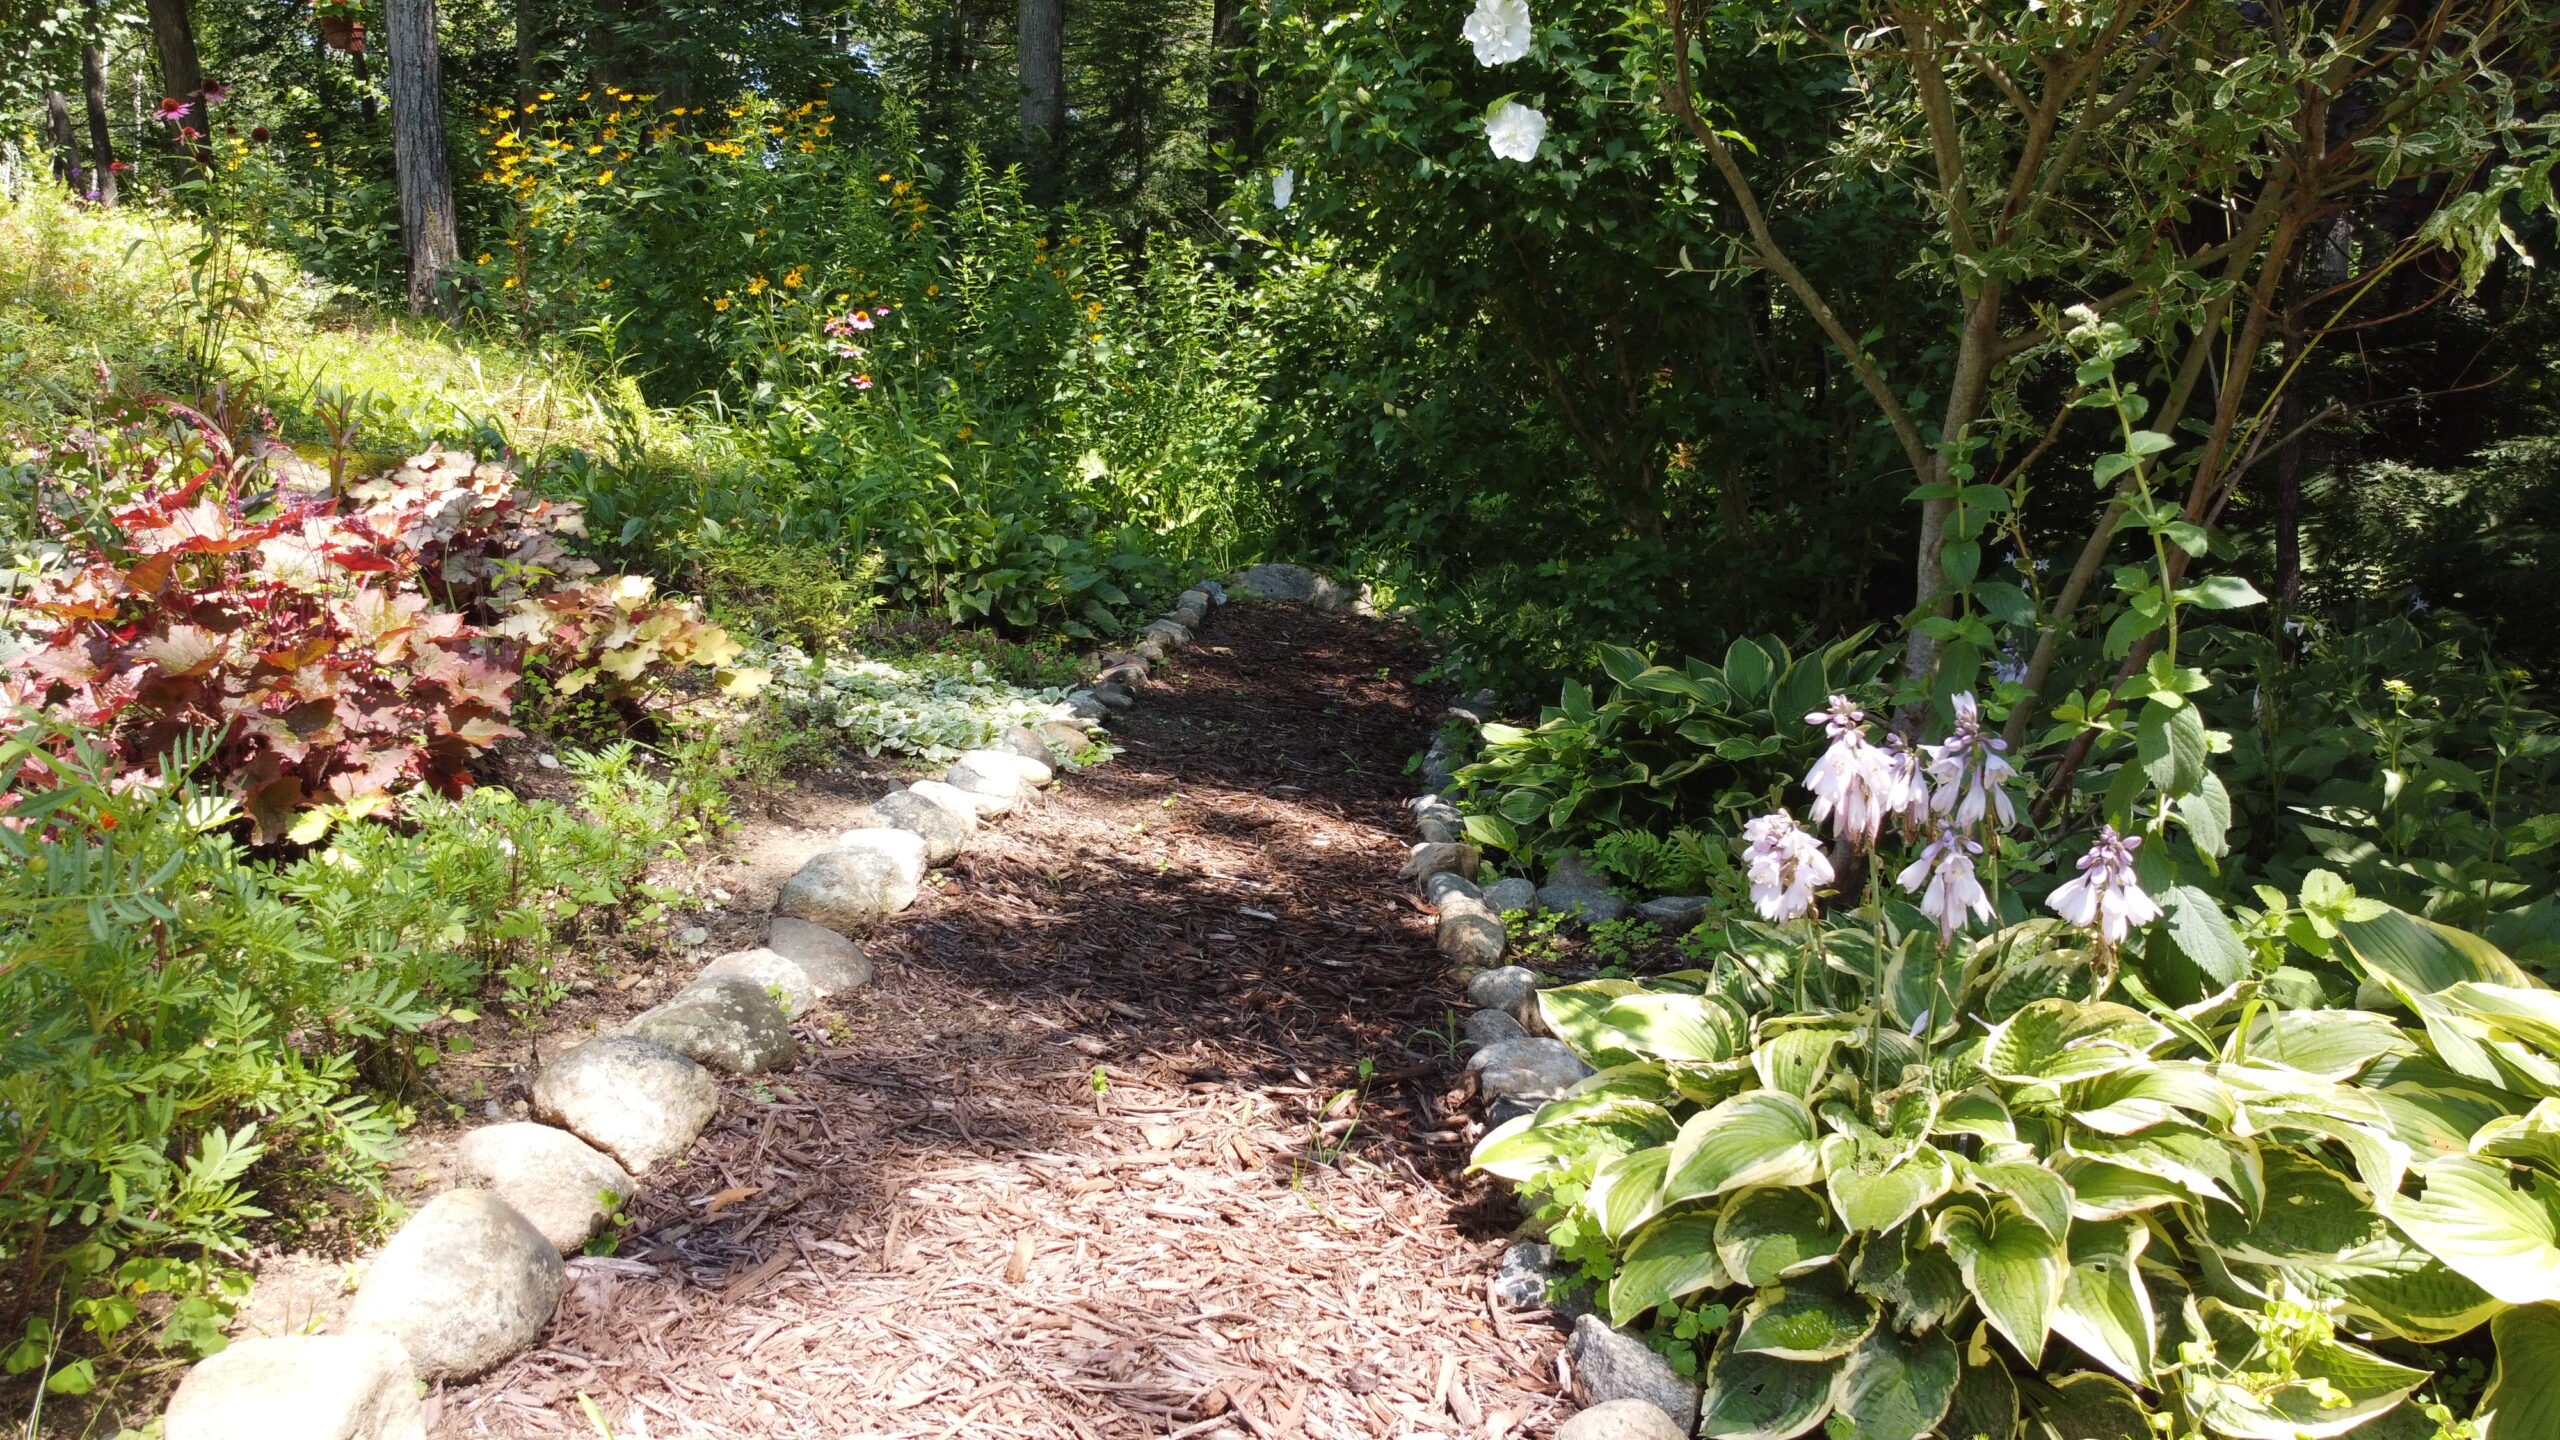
[162,578,1248,1440]
[1402,712,1722,1439]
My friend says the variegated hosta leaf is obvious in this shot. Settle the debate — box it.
[2481,1302,2560,1439]
[1733,1269,1876,1361]
[2336,1234,2503,1344]
[1601,991,1752,1063]
[2066,1125,2264,1218]
[1851,1223,1967,1335]
[2032,1371,2151,1440]
[1718,1186,1843,1288]
[1933,1199,2066,1364]
[2238,1008,2416,1080]
[2067,1060,2234,1134]
[2385,1153,2560,1305]
[1967,1159,2073,1241]
[1561,1060,1678,1105]
[1590,1145,1671,1241]
[1753,1026,1843,1099]
[2338,907,2537,999]
[2055,1157,2192,1220]
[2361,1052,2523,1159]
[2188,1327,2429,1439]
[1665,1090,1823,1203]
[2200,1148,2387,1268]
[1536,979,1646,1060]
[1943,1331,2017,1440]
[1609,1209,1727,1328]
[1981,998,2170,1086]
[1932,1086,2017,1143]
[1699,1340,1837,1440]
[1827,1323,1958,1440]
[2476,1098,2560,1178]
[1822,1135,1954,1236]
[1469,1095,1674,1182]
[2051,1217,2156,1385]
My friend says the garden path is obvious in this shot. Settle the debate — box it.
[431,604,1569,1439]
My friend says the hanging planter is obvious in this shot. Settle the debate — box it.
[313,0,367,52]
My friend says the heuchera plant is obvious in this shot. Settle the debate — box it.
[5,447,744,842]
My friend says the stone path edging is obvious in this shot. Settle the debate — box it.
[162,577,1243,1440]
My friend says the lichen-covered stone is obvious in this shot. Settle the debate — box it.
[164,1333,426,1440]
[776,830,928,931]
[531,1035,717,1174]
[625,973,801,1074]
[345,1190,562,1381]
[873,787,970,865]
[453,1123,632,1255]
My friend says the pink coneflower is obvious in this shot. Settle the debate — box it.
[156,96,194,122]
[198,79,231,106]
[852,374,874,390]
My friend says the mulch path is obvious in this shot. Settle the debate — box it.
[428,602,1571,1439]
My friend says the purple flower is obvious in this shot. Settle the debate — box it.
[2045,826,2161,952]
[1897,827,1993,943]
[1803,695,1892,851]
[1742,809,1833,923]
[1924,692,2017,834]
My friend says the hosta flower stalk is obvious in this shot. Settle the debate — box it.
[1742,809,1832,923]
[1803,694,1891,850]
[1924,691,2017,835]
[2045,825,2160,953]
[1898,827,1992,943]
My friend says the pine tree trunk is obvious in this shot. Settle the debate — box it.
[385,0,461,315]
[1016,0,1062,193]
[144,0,203,108]
[81,0,118,204]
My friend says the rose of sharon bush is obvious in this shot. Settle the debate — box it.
[4,447,742,841]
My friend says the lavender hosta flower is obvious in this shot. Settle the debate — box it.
[1879,734,1932,834]
[1925,691,2018,834]
[1485,101,1546,163]
[2046,825,2162,951]
[1461,0,1534,65]
[1898,828,1993,943]
[1803,695,1891,850]
[1742,810,1834,923]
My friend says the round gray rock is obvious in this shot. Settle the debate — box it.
[777,829,927,932]
[1037,720,1092,755]
[1567,1315,1700,1433]
[625,972,800,1074]
[453,1123,633,1255]
[1067,692,1110,721]
[1556,1399,1687,1440]
[1401,841,1480,885]
[873,787,970,865]
[1635,895,1713,931]
[1467,965,1540,1013]
[906,779,989,836]
[1538,884,1629,926]
[346,1190,563,1381]
[705,941,865,1017]
[531,1035,717,1174]
[1492,1240,1595,1320]
[1436,895,1507,968]
[1143,618,1193,650]
[1092,682,1137,712]
[765,917,873,994]
[1481,877,1538,916]
[164,1332,425,1440]
[959,748,1054,789]
[1470,1037,1592,1100]
[1424,870,1482,909]
[1465,1008,1528,1047]
[997,725,1050,762]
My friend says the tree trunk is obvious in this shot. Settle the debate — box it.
[352,48,379,122]
[1209,0,1254,162]
[44,91,78,190]
[144,0,202,107]
[513,0,542,108]
[386,0,462,315]
[81,0,118,204]
[1016,0,1063,192]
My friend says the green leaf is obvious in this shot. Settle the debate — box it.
[1939,539,1981,591]
[2338,1236,2503,1344]
[2476,1099,2560,1179]
[1723,639,1774,701]
[1981,1000,2170,1086]
[2385,1154,2560,1305]
[1851,1224,1967,1335]
[1972,581,2037,627]
[2339,908,2536,998]
[2240,1010,2415,1081]
[1603,993,1750,1063]
[2053,1218,2156,1385]
[2124,429,2175,456]
[1665,1091,1824,1202]
[2177,771,2232,859]
[1537,980,1645,1058]
[2035,1372,2150,1440]
[1718,1186,1843,1287]
[1932,1201,2065,1363]
[1611,1209,1728,1326]
[2136,697,2208,796]
[2066,1061,2235,1134]
[1971,1161,2072,1241]
[1754,1028,1843,1099]
[2482,1303,2560,1440]
[1700,1341,1837,1440]
[1462,812,1519,852]
[1824,1138,1954,1236]
[2160,885,2248,987]
[2054,1158,2191,1220]
[1828,1324,1958,1440]
[1733,1271,1877,1362]
[2067,1126,2263,1214]
[1592,1145,1673,1241]
[1942,1340,2017,1440]
[2190,1319,2429,1439]
[2199,1148,2383,1266]
[2179,575,2267,610]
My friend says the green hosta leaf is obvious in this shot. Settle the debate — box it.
[1982,1000,2171,1086]
[2385,1154,2560,1305]
[1591,1145,1672,1241]
[2441,981,2560,1058]
[1666,1091,1823,1202]
[1723,639,1774,701]
[1611,1209,1728,1327]
[2190,1327,2428,1439]
[1471,1096,1672,1181]
[1719,1187,1843,1287]
[2367,1059,2522,1160]
[2481,1303,2560,1440]
[2067,1126,2264,1216]
[1933,1200,2065,1364]
[1851,1224,1967,1335]
[2052,1218,2156,1385]
[1970,1161,2073,1242]
[2339,908,2536,999]
[2338,1236,2503,1344]
[1942,1337,2017,1440]
[2055,1158,2192,1220]
[1828,1324,1958,1440]
[1734,1270,1876,1362]
[1565,1062,1680,1106]
[2240,1010,2417,1081]
[2067,1061,2235,1134]
[1823,1138,1954,1236]
[1603,992,1750,1063]
[2033,1372,2150,1440]
[1700,1341,1837,1440]
[2200,1148,2385,1267]
[2476,1098,2560,1178]
[1933,1088,2017,1143]
[1754,1027,1844,1099]
[1537,979,1646,1058]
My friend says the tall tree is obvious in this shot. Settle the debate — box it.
[385,0,461,314]
[78,0,116,203]
[1017,0,1062,190]
[43,89,77,189]
[143,0,201,107]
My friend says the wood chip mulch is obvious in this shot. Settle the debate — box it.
[428,603,1571,1439]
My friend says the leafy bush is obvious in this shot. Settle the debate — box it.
[1588,827,1734,899]
[756,645,1083,762]
[5,442,744,841]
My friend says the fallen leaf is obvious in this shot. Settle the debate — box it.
[704,1185,761,1216]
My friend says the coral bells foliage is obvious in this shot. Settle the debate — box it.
[5,448,740,842]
